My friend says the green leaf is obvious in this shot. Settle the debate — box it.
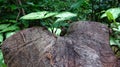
[55,12,77,18]
[0,50,5,67]
[0,25,20,33]
[20,11,57,20]
[112,26,120,32]
[5,32,16,38]
[20,11,48,20]
[55,12,77,22]
[110,37,120,48]
[0,24,10,30]
[106,11,114,21]
[0,50,3,61]
[101,8,120,19]
[0,34,3,42]
[110,37,117,45]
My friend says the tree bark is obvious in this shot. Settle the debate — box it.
[1,21,117,67]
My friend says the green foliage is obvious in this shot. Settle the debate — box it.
[20,11,58,20]
[0,25,20,33]
[101,8,120,20]
[20,11,77,35]
[106,11,115,22]
[0,34,3,43]
[55,12,77,22]
[0,50,6,67]
[101,7,120,58]
[48,28,61,36]
[0,24,10,30]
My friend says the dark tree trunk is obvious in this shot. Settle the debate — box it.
[1,21,117,67]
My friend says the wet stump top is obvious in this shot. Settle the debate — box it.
[1,21,117,67]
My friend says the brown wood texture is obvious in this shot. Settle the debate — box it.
[1,21,117,67]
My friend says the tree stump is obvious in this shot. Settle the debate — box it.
[1,21,117,67]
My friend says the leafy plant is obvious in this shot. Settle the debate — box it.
[101,7,120,58]
[0,50,6,67]
[20,11,77,35]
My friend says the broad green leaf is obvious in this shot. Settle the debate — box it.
[110,37,120,48]
[55,12,77,22]
[20,11,57,20]
[5,32,16,38]
[0,24,10,30]
[0,25,20,33]
[110,37,116,45]
[20,11,48,20]
[106,11,114,21]
[101,8,120,19]
[55,12,77,18]
[0,34,3,42]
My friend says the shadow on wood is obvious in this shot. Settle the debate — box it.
[1,21,117,67]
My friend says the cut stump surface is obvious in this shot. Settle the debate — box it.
[1,21,117,67]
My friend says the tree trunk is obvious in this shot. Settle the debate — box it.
[1,21,117,67]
